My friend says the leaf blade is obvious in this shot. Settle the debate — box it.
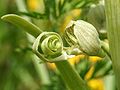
[1,14,42,37]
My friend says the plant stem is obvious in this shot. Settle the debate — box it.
[105,0,120,90]
[55,61,89,90]
[32,56,51,85]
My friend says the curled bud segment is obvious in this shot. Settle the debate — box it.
[64,20,78,46]
[32,32,67,62]
[64,20,105,57]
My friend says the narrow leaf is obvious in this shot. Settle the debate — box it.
[1,14,42,37]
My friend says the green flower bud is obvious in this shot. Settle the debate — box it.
[64,20,105,57]
[87,4,107,39]
[32,32,67,62]
[87,4,105,30]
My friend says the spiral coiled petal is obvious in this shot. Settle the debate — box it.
[32,32,67,62]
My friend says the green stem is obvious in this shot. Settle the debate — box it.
[55,61,89,90]
[105,0,120,90]
[32,56,51,85]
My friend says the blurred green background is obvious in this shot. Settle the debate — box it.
[0,0,116,90]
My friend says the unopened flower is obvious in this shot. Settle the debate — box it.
[87,4,107,39]
[32,32,67,62]
[64,20,105,57]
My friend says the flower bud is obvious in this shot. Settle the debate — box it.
[87,4,107,39]
[64,20,105,57]
[87,4,105,31]
[32,32,66,62]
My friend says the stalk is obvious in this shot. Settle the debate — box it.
[55,61,89,90]
[105,0,120,90]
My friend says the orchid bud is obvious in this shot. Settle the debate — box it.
[64,20,105,57]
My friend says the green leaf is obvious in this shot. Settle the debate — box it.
[1,14,42,37]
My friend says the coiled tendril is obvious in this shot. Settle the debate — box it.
[33,32,67,62]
